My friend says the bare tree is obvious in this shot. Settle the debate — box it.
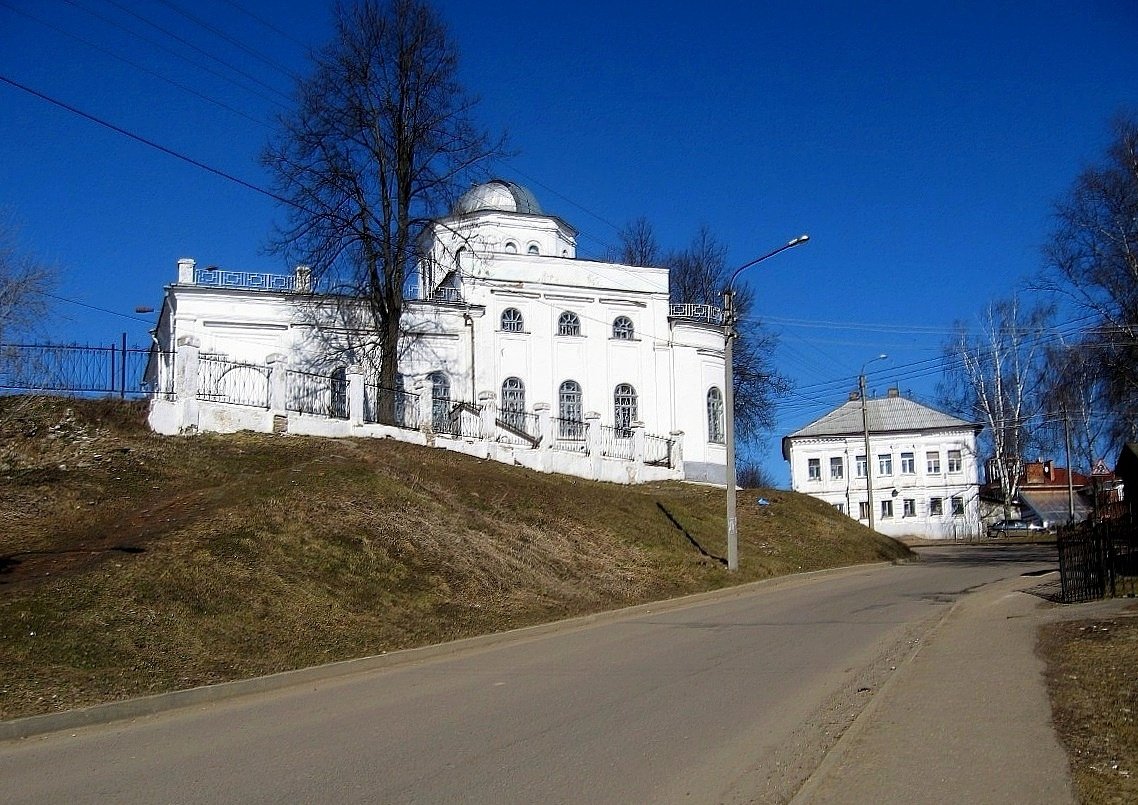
[940,297,1053,519]
[666,226,791,441]
[262,0,505,415]
[1041,337,1112,474]
[0,214,53,344]
[607,217,661,267]
[1040,113,1138,442]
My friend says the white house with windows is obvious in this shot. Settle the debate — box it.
[782,390,983,539]
[146,179,730,484]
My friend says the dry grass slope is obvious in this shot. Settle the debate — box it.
[0,396,909,720]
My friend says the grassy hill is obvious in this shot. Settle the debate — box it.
[0,396,909,721]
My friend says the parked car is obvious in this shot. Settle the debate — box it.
[987,519,1045,538]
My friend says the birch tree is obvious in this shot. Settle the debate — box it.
[941,297,1053,519]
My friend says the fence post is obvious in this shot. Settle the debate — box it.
[266,354,287,413]
[631,421,645,463]
[479,391,497,441]
[669,430,685,473]
[417,379,433,438]
[177,258,196,284]
[534,402,551,451]
[175,335,200,432]
[346,365,365,426]
[585,411,602,478]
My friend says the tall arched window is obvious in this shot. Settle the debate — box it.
[501,307,524,333]
[558,380,583,439]
[614,383,637,437]
[707,386,725,444]
[330,366,348,419]
[501,377,526,430]
[430,371,451,433]
[612,315,634,340]
[557,311,581,336]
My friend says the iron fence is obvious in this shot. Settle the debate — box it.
[0,339,155,397]
[598,424,634,460]
[497,410,541,447]
[197,354,270,408]
[1057,515,1138,602]
[364,383,419,429]
[286,369,348,419]
[551,417,587,453]
[643,433,674,468]
[432,397,482,438]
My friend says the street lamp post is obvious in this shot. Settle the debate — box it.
[724,234,810,572]
[860,354,887,532]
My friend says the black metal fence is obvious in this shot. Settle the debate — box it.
[1057,515,1138,603]
[0,338,154,398]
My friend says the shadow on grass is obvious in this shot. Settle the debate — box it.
[656,502,727,566]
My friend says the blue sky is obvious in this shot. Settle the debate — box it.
[2,0,1136,484]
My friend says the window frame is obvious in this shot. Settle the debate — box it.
[878,453,893,476]
[613,383,638,437]
[927,451,941,474]
[501,307,525,333]
[830,456,844,480]
[807,457,821,481]
[900,451,915,474]
[930,496,943,516]
[707,387,725,444]
[612,315,635,341]
[947,449,963,473]
[557,310,581,337]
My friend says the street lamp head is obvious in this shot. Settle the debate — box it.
[788,234,810,247]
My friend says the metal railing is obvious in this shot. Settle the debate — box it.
[598,424,634,460]
[1058,514,1138,603]
[286,369,348,419]
[497,410,541,447]
[197,354,270,408]
[643,433,674,467]
[551,417,587,452]
[669,303,724,325]
[0,340,155,398]
[364,383,419,429]
[193,268,298,292]
[429,286,463,303]
[431,397,482,438]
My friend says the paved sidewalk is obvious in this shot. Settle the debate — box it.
[792,574,1130,805]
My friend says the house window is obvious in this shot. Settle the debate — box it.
[900,452,915,474]
[808,458,821,480]
[557,311,581,336]
[834,503,845,514]
[430,371,451,433]
[707,387,725,444]
[881,499,894,519]
[859,501,870,520]
[948,449,963,473]
[927,451,941,474]
[505,241,518,254]
[614,383,637,437]
[951,495,965,516]
[830,456,844,480]
[903,498,916,517]
[501,307,524,333]
[612,315,635,340]
[330,366,348,419]
[501,377,526,430]
[856,455,867,478]
[878,454,893,476]
[558,380,583,438]
[527,243,540,255]
[930,497,943,516]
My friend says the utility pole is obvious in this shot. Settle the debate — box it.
[860,354,887,532]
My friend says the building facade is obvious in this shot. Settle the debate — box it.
[146,180,729,484]
[782,391,983,539]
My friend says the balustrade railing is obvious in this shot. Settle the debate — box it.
[497,409,541,447]
[551,417,587,452]
[669,303,724,325]
[643,433,674,467]
[597,424,634,460]
[432,397,482,439]
[193,268,299,292]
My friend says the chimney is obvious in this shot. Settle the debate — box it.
[887,387,900,398]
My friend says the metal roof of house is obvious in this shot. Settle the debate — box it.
[786,395,980,440]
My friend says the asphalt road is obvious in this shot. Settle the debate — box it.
[0,545,1057,804]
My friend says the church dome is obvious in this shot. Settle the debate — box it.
[455,179,542,215]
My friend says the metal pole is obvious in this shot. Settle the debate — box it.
[724,289,738,571]
[1064,407,1075,525]
[861,372,875,532]
[120,332,127,398]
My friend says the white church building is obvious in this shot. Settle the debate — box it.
[146,180,729,484]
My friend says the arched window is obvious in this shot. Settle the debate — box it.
[612,315,634,340]
[501,377,526,430]
[330,366,348,419]
[430,371,451,433]
[504,241,518,254]
[558,380,583,439]
[557,311,581,336]
[527,243,540,255]
[707,386,725,444]
[501,307,524,333]
[614,383,637,437]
